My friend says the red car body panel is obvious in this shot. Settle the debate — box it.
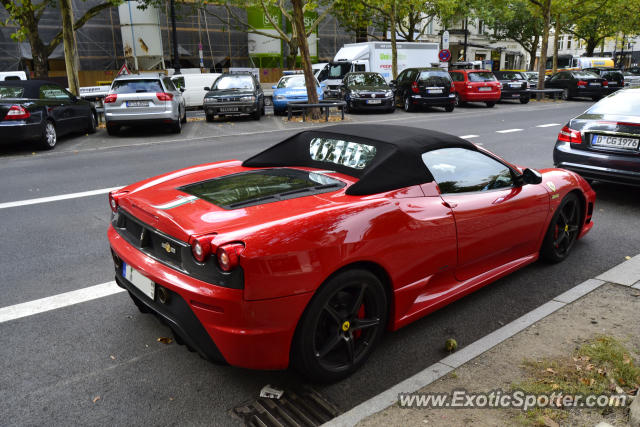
[108,136,595,371]
[450,70,502,103]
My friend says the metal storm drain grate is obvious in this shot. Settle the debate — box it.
[233,387,340,427]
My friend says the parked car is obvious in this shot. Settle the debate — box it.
[104,73,186,135]
[449,69,501,107]
[553,88,640,186]
[0,80,96,149]
[391,67,456,112]
[622,71,640,87]
[272,72,324,115]
[340,71,394,113]
[108,124,595,382]
[544,70,608,101]
[523,71,539,89]
[203,72,264,121]
[171,73,221,108]
[583,68,625,94]
[493,71,530,104]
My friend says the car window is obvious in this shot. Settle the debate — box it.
[212,75,254,90]
[467,72,496,82]
[163,77,177,92]
[0,86,25,98]
[309,137,377,170]
[586,91,640,115]
[347,73,386,86]
[498,71,524,80]
[572,71,599,79]
[277,75,318,88]
[449,72,464,82]
[418,70,450,84]
[422,148,513,194]
[327,63,351,79]
[39,84,70,100]
[111,79,163,94]
[171,76,185,89]
[601,71,623,81]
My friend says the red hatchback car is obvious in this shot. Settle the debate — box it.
[449,69,502,107]
[108,125,595,382]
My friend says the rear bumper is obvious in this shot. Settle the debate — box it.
[460,91,501,102]
[105,108,178,124]
[573,87,607,98]
[204,102,257,116]
[554,140,640,186]
[108,226,311,370]
[500,89,529,99]
[411,94,456,106]
[350,97,394,109]
[0,121,42,143]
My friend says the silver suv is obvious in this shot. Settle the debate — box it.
[104,73,186,135]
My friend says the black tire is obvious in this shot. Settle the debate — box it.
[39,120,57,150]
[486,101,496,108]
[540,193,581,263]
[181,107,187,123]
[252,107,261,120]
[561,88,570,100]
[519,97,530,104]
[205,113,215,122]
[403,95,414,112]
[87,111,97,134]
[106,123,120,136]
[261,101,265,116]
[445,104,455,112]
[292,269,388,383]
[172,111,182,133]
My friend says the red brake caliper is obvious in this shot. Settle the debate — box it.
[354,304,365,339]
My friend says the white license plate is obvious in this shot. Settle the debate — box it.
[366,99,382,104]
[608,82,617,85]
[512,93,521,97]
[126,101,148,108]
[122,262,155,300]
[479,87,492,92]
[592,134,639,150]
[220,107,238,112]
[509,83,520,88]
[589,82,601,86]
[427,89,443,94]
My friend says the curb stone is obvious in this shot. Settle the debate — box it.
[630,389,640,427]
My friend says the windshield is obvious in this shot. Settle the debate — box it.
[586,91,640,116]
[601,70,623,81]
[347,73,386,86]
[0,86,25,98]
[524,72,538,81]
[499,71,524,80]
[212,75,254,90]
[327,63,351,79]
[468,72,496,82]
[179,168,344,209]
[277,75,318,88]
[111,79,163,94]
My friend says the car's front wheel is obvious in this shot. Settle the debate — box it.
[540,192,581,263]
[87,111,97,134]
[292,269,388,383]
[403,95,414,112]
[520,96,530,104]
[486,101,496,108]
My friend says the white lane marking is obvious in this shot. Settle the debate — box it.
[536,123,561,128]
[496,128,523,134]
[0,281,125,324]
[458,134,479,139]
[0,186,122,210]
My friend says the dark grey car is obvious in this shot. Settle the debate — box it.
[203,72,264,121]
[553,88,640,186]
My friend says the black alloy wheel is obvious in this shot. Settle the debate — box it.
[292,269,387,383]
[541,193,581,263]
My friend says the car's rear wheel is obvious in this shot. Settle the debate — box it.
[403,95,414,112]
[181,107,187,123]
[562,88,570,100]
[445,104,455,112]
[172,110,183,133]
[87,111,97,134]
[540,193,581,263]
[292,269,388,383]
[39,120,57,150]
[520,97,530,104]
[486,101,496,108]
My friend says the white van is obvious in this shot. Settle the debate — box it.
[0,71,27,81]
[171,73,221,108]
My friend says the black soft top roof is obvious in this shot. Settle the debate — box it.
[243,124,477,195]
[0,80,62,98]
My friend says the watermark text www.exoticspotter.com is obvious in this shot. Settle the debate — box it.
[398,389,628,411]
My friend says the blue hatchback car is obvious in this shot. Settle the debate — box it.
[272,73,324,115]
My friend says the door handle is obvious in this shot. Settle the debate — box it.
[442,201,458,209]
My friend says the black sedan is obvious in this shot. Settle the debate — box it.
[553,88,640,186]
[391,68,456,112]
[0,80,96,149]
[494,71,530,104]
[583,67,625,94]
[340,72,394,113]
[545,70,608,101]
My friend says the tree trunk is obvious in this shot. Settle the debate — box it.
[536,0,551,90]
[23,12,49,79]
[585,38,598,56]
[552,17,560,74]
[292,0,319,119]
[60,0,80,95]
[390,1,397,79]
[286,39,299,69]
[528,34,539,71]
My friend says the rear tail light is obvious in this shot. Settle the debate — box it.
[577,80,587,88]
[156,92,174,101]
[191,234,217,263]
[602,80,608,87]
[3,105,30,120]
[217,243,245,272]
[104,94,117,103]
[498,82,503,89]
[557,125,582,144]
[411,82,419,94]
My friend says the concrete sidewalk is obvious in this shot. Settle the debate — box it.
[327,255,640,427]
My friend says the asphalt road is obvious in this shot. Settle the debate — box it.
[1,100,639,426]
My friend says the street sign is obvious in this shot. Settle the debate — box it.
[116,63,131,77]
[442,31,450,50]
[439,49,451,62]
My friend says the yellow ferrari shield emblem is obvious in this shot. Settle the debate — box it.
[342,321,350,332]
[546,181,557,192]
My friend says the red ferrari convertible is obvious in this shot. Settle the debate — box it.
[108,124,595,382]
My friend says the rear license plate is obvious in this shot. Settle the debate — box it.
[427,89,443,94]
[220,107,238,112]
[592,134,639,150]
[126,101,148,108]
[366,99,382,104]
[512,93,520,97]
[589,82,601,86]
[608,82,617,85]
[122,262,155,300]
[509,83,520,88]
[479,87,492,92]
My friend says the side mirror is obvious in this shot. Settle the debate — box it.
[204,87,211,91]
[70,95,78,102]
[521,168,542,185]
[390,79,397,85]
[272,85,277,89]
